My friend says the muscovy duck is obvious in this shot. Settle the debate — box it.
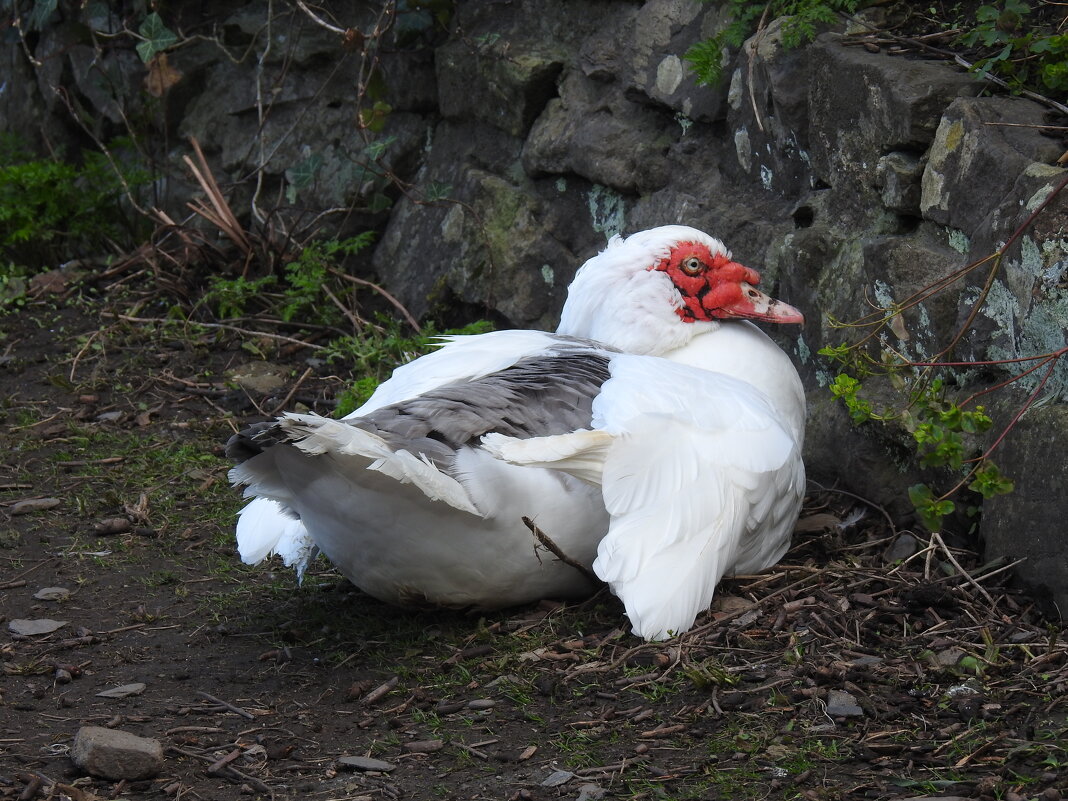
[227,225,806,640]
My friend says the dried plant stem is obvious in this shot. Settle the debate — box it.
[522,517,601,586]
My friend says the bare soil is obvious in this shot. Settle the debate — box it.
[1,282,1066,801]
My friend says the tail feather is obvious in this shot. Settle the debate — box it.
[235,497,318,580]
[242,413,485,517]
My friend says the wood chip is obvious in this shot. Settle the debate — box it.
[10,498,61,515]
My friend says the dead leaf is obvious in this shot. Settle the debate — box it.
[793,513,842,533]
[889,312,910,341]
[144,52,183,97]
[30,269,75,296]
[710,595,755,613]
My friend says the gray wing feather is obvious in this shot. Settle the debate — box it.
[228,349,613,469]
[355,351,612,464]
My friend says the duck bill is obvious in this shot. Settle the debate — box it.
[720,283,805,325]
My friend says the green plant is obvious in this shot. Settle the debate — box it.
[685,0,861,85]
[958,1,1068,93]
[0,263,30,312]
[282,234,377,321]
[822,357,1017,531]
[820,173,1068,532]
[204,233,377,322]
[0,137,150,268]
[204,274,277,319]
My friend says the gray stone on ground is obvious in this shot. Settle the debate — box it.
[8,618,67,635]
[337,755,396,772]
[825,689,864,717]
[33,587,71,601]
[71,725,163,780]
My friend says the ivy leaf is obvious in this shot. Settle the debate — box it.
[365,135,397,162]
[358,101,393,134]
[368,192,393,213]
[137,13,178,63]
[285,153,324,199]
[423,181,452,202]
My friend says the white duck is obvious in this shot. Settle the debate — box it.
[228,225,806,640]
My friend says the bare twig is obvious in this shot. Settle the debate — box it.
[195,691,255,720]
[522,517,602,587]
[328,267,422,333]
[268,367,315,415]
[294,0,348,35]
[931,532,996,606]
[102,312,316,349]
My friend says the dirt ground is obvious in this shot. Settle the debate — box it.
[1,279,1067,801]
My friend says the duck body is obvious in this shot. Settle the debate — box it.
[229,226,807,640]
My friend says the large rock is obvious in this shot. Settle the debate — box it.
[806,35,981,222]
[522,71,674,194]
[71,726,163,781]
[437,38,564,138]
[981,405,1068,617]
[624,0,731,122]
[921,97,1065,247]
[725,17,819,198]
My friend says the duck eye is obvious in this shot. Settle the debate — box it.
[680,256,704,276]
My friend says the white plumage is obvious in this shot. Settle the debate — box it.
[229,225,806,640]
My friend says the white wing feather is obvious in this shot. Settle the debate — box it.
[591,356,801,640]
[483,353,803,641]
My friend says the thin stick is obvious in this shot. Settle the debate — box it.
[268,367,315,416]
[320,283,369,331]
[522,517,601,587]
[362,676,399,704]
[102,312,316,349]
[931,532,996,606]
[195,691,255,720]
[328,267,422,333]
[166,746,272,796]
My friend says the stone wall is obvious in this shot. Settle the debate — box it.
[4,0,1066,614]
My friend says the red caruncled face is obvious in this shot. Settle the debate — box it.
[651,241,804,325]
